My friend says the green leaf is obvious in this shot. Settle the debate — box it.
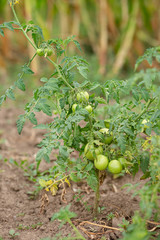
[36,148,45,162]
[116,134,126,152]
[40,77,48,82]
[36,100,52,116]
[77,66,88,79]
[0,28,4,36]
[87,173,98,191]
[73,40,82,51]
[31,25,44,47]
[132,88,139,101]
[89,83,100,91]
[9,229,15,235]
[0,95,6,106]
[16,115,26,134]
[140,153,150,173]
[4,22,14,31]
[51,204,76,223]
[28,112,37,125]
[21,64,34,74]
[94,97,107,104]
[33,124,49,129]
[6,88,15,100]
[16,77,25,91]
[85,161,94,171]
[70,173,81,182]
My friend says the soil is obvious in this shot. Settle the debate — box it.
[0,107,149,240]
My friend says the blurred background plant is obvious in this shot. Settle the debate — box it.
[0,0,160,103]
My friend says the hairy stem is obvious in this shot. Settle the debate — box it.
[93,169,100,217]
[11,5,37,50]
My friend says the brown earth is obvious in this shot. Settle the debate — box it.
[0,107,148,240]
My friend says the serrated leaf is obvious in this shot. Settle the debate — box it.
[85,161,94,171]
[0,95,6,106]
[37,100,52,116]
[4,22,14,31]
[89,83,100,91]
[132,88,139,101]
[6,88,15,100]
[16,77,25,91]
[21,64,34,74]
[123,127,134,137]
[87,174,98,191]
[40,77,48,82]
[16,116,26,134]
[77,66,88,79]
[70,173,80,182]
[36,148,45,162]
[94,97,106,104]
[0,28,4,36]
[28,112,37,125]
[33,124,49,129]
[116,134,126,152]
[32,25,44,47]
[73,40,82,51]
[140,153,150,173]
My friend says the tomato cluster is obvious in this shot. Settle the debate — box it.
[72,91,93,114]
[37,47,53,57]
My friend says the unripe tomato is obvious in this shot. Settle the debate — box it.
[72,104,78,113]
[99,128,113,144]
[108,160,122,174]
[84,143,103,161]
[37,48,44,56]
[77,91,89,102]
[44,48,53,56]
[104,120,110,128]
[118,157,126,166]
[85,105,93,113]
[94,155,108,170]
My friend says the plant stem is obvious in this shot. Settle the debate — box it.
[11,5,37,50]
[93,169,100,217]
[46,57,74,90]
[135,97,155,122]
[11,5,74,90]
[67,218,86,240]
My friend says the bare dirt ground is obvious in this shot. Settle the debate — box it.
[0,107,149,240]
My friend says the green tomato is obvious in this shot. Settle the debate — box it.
[108,160,122,174]
[84,143,103,161]
[77,91,89,102]
[118,157,126,166]
[99,128,113,144]
[37,48,44,56]
[72,104,78,113]
[104,120,110,128]
[85,105,93,113]
[44,48,53,56]
[94,155,108,170]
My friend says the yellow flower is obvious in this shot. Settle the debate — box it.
[9,0,20,6]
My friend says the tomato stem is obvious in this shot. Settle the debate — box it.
[93,169,100,217]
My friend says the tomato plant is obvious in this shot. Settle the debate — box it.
[0,2,160,239]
